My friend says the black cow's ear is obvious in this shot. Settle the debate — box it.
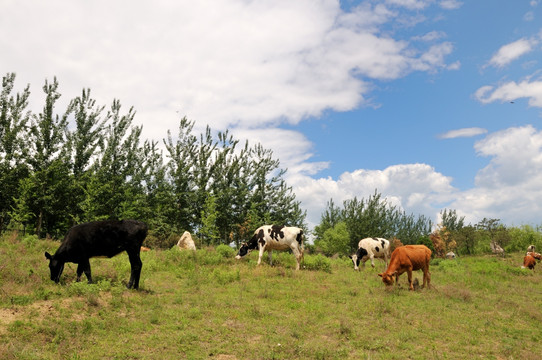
[45,252,52,260]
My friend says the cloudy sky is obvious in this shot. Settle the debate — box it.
[2,0,542,230]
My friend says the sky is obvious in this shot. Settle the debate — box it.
[2,0,542,231]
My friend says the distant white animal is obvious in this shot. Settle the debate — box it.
[490,241,504,255]
[177,231,196,251]
[349,237,390,270]
[446,251,456,259]
[527,245,535,253]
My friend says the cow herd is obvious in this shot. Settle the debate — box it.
[44,220,539,291]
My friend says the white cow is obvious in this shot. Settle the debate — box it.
[235,225,304,270]
[350,237,390,271]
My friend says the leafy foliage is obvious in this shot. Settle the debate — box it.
[0,73,305,243]
[314,191,433,253]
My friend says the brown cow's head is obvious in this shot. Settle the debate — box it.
[378,272,396,286]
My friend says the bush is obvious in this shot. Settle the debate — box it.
[144,232,179,250]
[314,222,350,257]
[216,244,235,258]
[303,254,332,273]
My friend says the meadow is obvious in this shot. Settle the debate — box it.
[1,233,541,360]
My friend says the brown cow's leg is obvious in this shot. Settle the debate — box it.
[424,269,431,289]
[407,271,414,290]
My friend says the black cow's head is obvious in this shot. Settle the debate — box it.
[45,252,64,283]
[235,242,250,259]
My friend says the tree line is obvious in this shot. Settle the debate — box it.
[0,73,306,246]
[312,192,542,257]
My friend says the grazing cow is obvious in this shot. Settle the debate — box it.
[349,237,390,270]
[235,225,304,270]
[523,254,537,270]
[45,220,148,289]
[446,251,456,259]
[378,245,432,291]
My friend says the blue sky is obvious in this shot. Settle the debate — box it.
[2,0,542,230]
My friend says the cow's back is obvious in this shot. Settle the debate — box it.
[63,220,148,259]
[402,245,431,270]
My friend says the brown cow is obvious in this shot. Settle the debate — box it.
[523,251,542,270]
[523,254,537,270]
[378,245,431,290]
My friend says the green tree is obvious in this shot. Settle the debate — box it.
[164,117,198,233]
[314,191,432,253]
[64,88,105,224]
[314,221,350,256]
[453,225,477,255]
[82,99,143,221]
[313,199,342,241]
[0,73,30,231]
[440,208,465,232]
[199,195,219,245]
[20,77,71,237]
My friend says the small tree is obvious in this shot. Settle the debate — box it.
[314,221,350,257]
[199,195,220,245]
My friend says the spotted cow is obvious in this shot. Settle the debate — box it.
[350,237,390,271]
[235,225,304,270]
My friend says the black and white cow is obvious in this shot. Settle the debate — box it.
[235,225,304,270]
[350,237,390,271]
[45,220,148,289]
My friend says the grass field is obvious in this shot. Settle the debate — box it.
[1,233,542,359]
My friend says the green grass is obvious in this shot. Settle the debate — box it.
[1,233,542,359]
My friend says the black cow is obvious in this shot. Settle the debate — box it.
[45,220,148,289]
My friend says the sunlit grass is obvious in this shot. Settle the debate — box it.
[1,234,542,359]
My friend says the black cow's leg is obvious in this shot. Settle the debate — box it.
[77,259,92,284]
[127,252,142,289]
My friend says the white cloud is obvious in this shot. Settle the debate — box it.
[524,11,535,22]
[445,126,542,225]
[439,127,488,139]
[413,31,447,42]
[474,125,542,188]
[0,0,467,231]
[386,0,433,10]
[292,163,456,228]
[439,0,462,10]
[474,77,542,106]
[0,0,457,145]
[488,38,537,68]
[295,126,542,229]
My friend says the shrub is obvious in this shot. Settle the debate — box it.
[143,232,179,250]
[303,254,332,273]
[216,244,235,258]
